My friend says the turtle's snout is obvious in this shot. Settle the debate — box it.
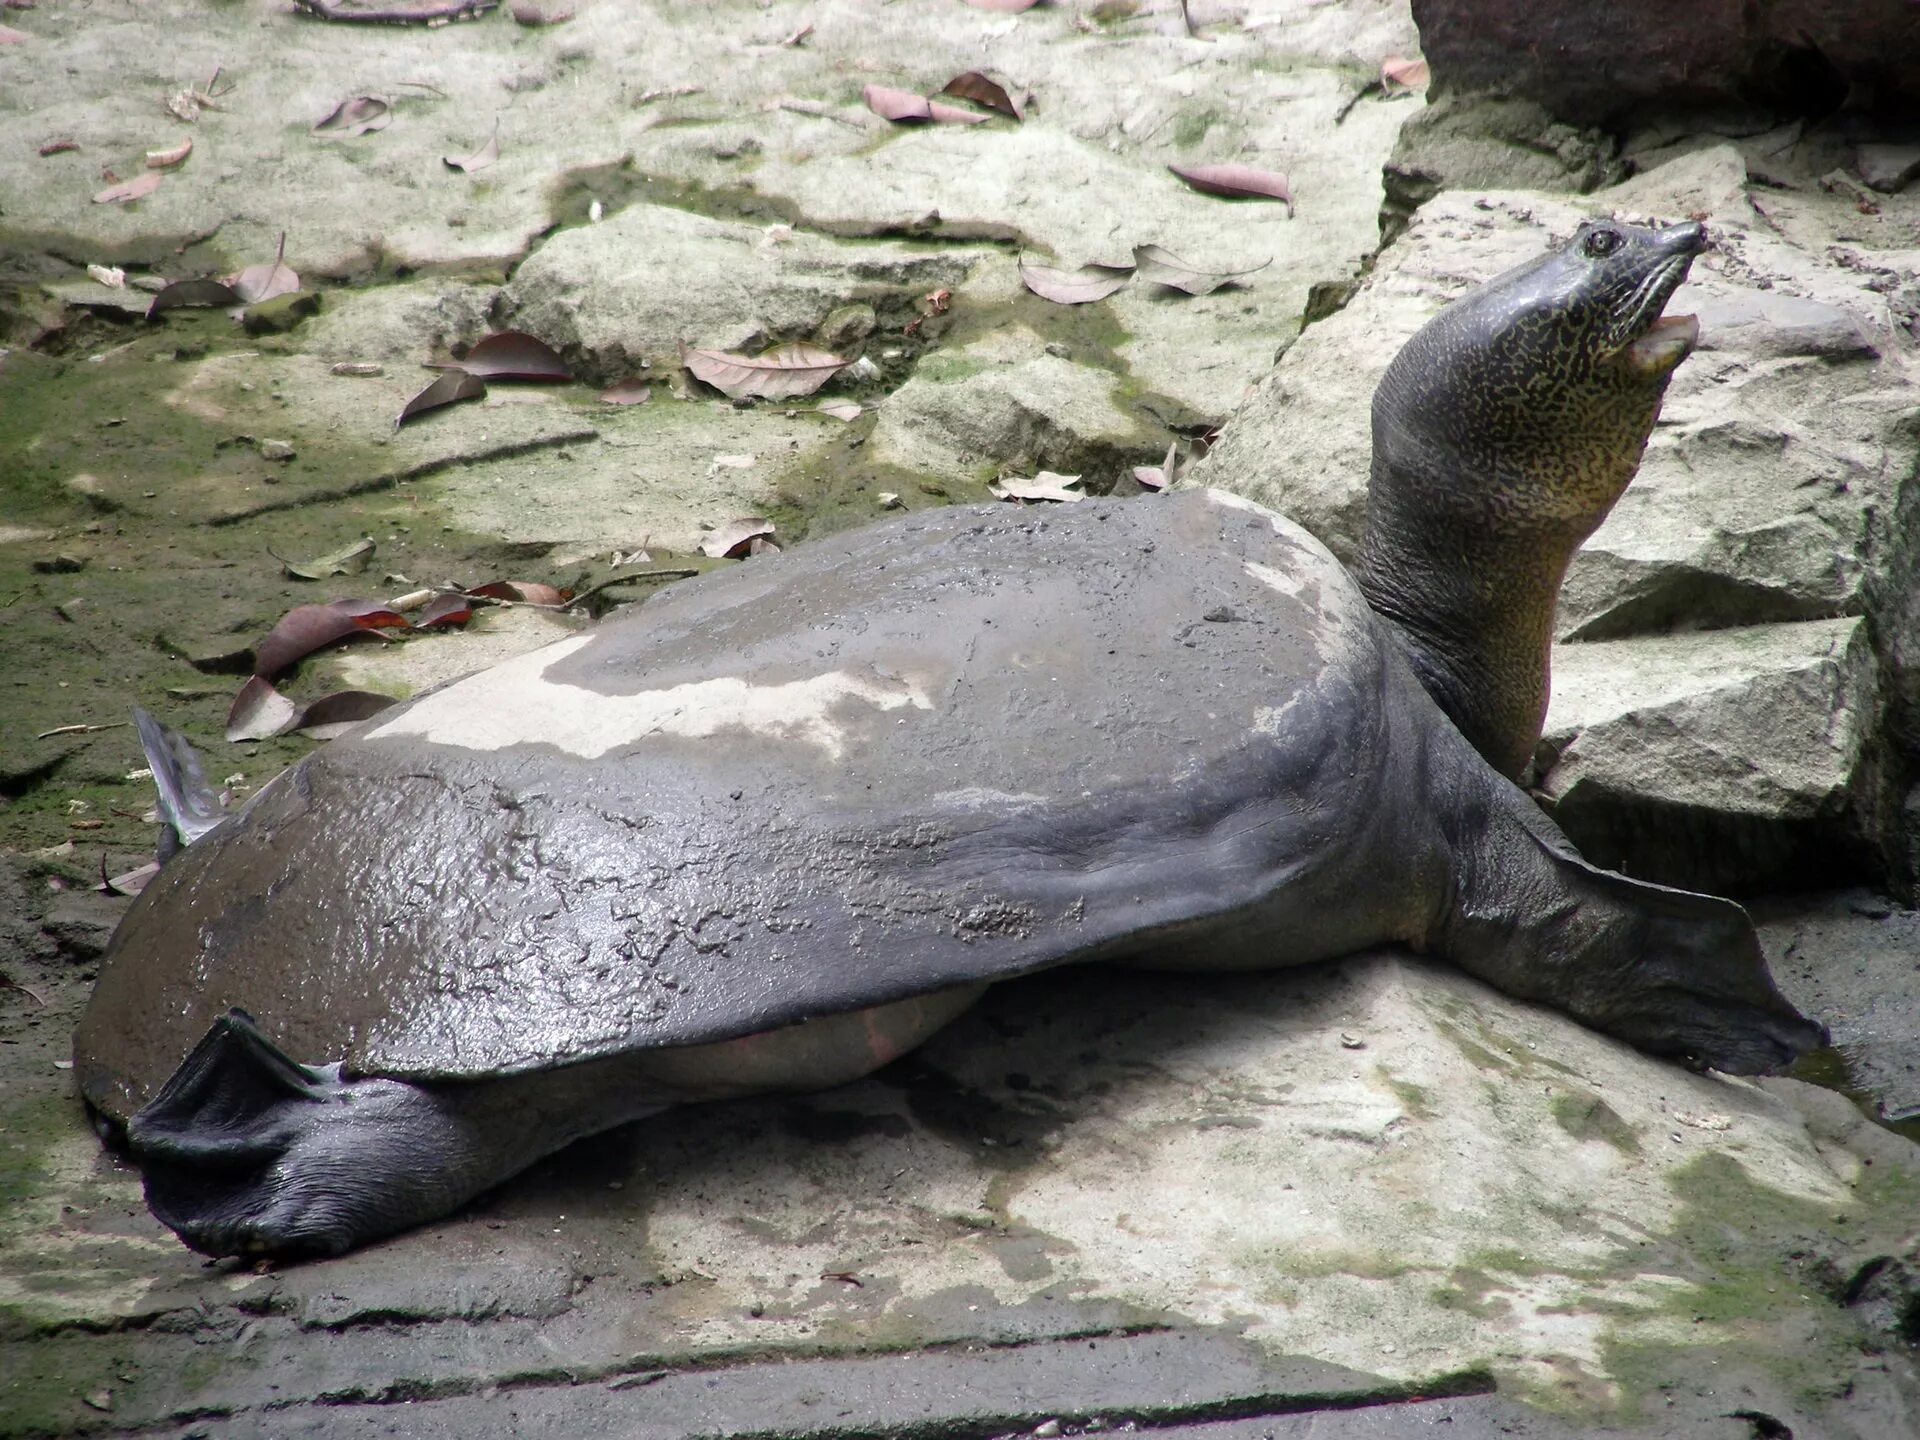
[1656,220,1708,257]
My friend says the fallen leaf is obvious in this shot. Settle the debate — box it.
[450,330,571,381]
[1019,256,1134,305]
[682,341,849,401]
[395,370,487,429]
[1130,243,1271,296]
[467,580,571,606]
[939,71,1024,120]
[748,536,781,557]
[1168,162,1294,216]
[708,453,756,473]
[413,592,475,628]
[1380,56,1429,92]
[817,401,863,421]
[145,137,192,169]
[312,95,392,137]
[276,535,375,581]
[863,84,992,127]
[1133,440,1178,491]
[0,23,25,42]
[700,517,776,559]
[600,378,652,404]
[225,675,301,741]
[87,264,126,289]
[145,277,244,317]
[254,599,409,677]
[990,471,1085,503]
[781,21,812,45]
[93,171,163,204]
[101,860,161,897]
[963,0,1041,10]
[293,690,399,740]
[444,122,500,174]
[229,233,301,304]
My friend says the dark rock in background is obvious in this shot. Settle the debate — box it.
[1411,0,1920,125]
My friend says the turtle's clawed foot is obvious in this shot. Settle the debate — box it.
[126,1011,487,1259]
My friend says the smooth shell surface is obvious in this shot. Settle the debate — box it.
[77,490,1412,1116]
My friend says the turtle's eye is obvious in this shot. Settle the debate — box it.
[1581,227,1622,258]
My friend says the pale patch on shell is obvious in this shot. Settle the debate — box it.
[366,634,934,759]
[1242,559,1306,598]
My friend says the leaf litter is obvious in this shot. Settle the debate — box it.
[1131,243,1270,295]
[312,95,392,137]
[396,370,486,428]
[1019,256,1134,305]
[700,518,777,559]
[990,471,1085,503]
[93,171,163,204]
[682,341,848,401]
[254,599,410,677]
[226,676,398,743]
[274,535,376,581]
[938,72,1024,120]
[863,84,992,127]
[446,330,571,381]
[444,121,500,174]
[1168,162,1295,216]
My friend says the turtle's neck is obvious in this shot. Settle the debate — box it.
[1356,461,1581,785]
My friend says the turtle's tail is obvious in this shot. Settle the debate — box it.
[1433,765,1826,1076]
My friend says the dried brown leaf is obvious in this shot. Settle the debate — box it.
[682,341,849,401]
[1380,56,1429,91]
[445,122,500,174]
[93,170,163,204]
[293,690,399,740]
[101,860,161,897]
[863,84,990,127]
[990,471,1084,503]
[145,137,193,169]
[1168,162,1294,216]
[1133,440,1178,491]
[254,599,408,677]
[146,277,244,317]
[700,517,776,559]
[451,330,571,381]
[467,580,571,606]
[395,370,487,429]
[313,95,392,137]
[277,535,375,581]
[1018,257,1133,305]
[600,377,653,405]
[817,401,863,421]
[230,233,301,304]
[1130,243,1270,296]
[413,592,475,628]
[225,675,301,741]
[939,71,1023,120]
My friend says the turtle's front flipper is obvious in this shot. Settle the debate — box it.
[126,1011,585,1259]
[1434,770,1826,1076]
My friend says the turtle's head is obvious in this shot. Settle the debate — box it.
[1358,219,1706,780]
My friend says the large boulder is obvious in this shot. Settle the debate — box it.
[1191,146,1920,893]
[1411,0,1920,125]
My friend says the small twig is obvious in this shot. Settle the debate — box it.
[36,721,131,740]
[291,0,497,24]
[562,568,701,610]
[772,98,864,128]
[0,974,49,1009]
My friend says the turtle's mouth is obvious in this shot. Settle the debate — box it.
[1613,249,1701,377]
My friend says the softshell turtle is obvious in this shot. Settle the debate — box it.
[75,219,1824,1259]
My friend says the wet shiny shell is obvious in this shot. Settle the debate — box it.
[76,490,1394,1117]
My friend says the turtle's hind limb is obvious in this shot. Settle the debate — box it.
[125,1011,616,1259]
[1435,764,1827,1076]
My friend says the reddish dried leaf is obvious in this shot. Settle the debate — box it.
[313,95,392,137]
[600,378,653,405]
[1133,440,1179,491]
[294,690,399,740]
[395,370,487,429]
[1380,56,1429,91]
[93,170,163,204]
[1168,162,1295,216]
[230,233,301,304]
[225,675,301,740]
[700,517,776,559]
[278,535,375,581]
[414,592,475,627]
[939,71,1023,120]
[682,341,848,401]
[864,84,933,123]
[1019,257,1133,305]
[927,99,991,126]
[467,580,571,606]
[445,123,500,174]
[453,330,571,381]
[1130,243,1270,296]
[254,599,408,677]
[146,277,244,317]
